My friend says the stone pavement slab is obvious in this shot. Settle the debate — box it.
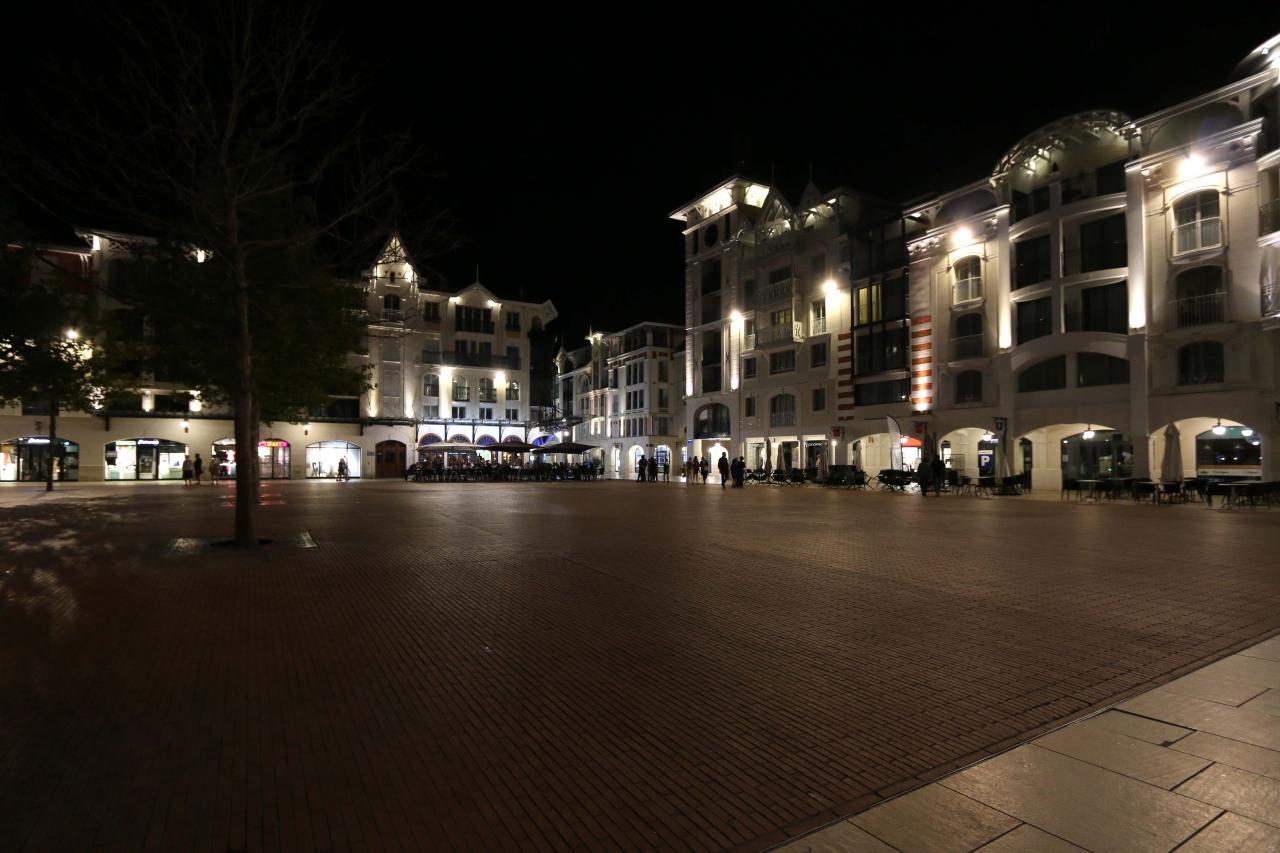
[975,824,1084,852]
[848,785,1017,852]
[1174,763,1280,828]
[1177,812,1280,852]
[1031,723,1210,789]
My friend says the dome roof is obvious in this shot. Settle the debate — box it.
[992,110,1132,182]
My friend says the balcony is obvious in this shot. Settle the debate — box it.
[950,334,984,360]
[745,332,756,350]
[1261,200,1280,238]
[952,276,982,305]
[1172,218,1222,255]
[755,321,804,348]
[421,352,519,369]
[755,278,794,308]
[1171,292,1226,328]
[478,390,497,404]
[769,410,796,428]
[1264,281,1280,317]
[381,309,405,322]
[810,316,827,335]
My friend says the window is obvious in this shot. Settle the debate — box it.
[505,345,520,368]
[451,405,467,419]
[1173,191,1222,254]
[1014,234,1051,289]
[856,283,881,325]
[955,370,982,403]
[702,365,721,394]
[855,277,907,324]
[478,378,496,403]
[853,379,910,405]
[768,265,791,284]
[1016,297,1052,344]
[769,350,796,373]
[1178,341,1224,385]
[953,256,982,303]
[811,342,828,368]
[479,407,494,419]
[1017,356,1067,392]
[811,299,827,334]
[1173,266,1226,327]
[423,374,440,397]
[423,403,440,419]
[952,313,983,359]
[701,293,721,324]
[658,359,668,381]
[694,404,731,438]
[383,294,401,310]
[1076,212,1127,273]
[1074,282,1128,333]
[1077,353,1129,386]
[701,259,722,294]
[506,408,519,420]
[743,356,757,379]
[812,388,826,412]
[424,301,441,322]
[745,396,756,417]
[658,388,669,409]
[452,377,470,401]
[770,307,792,327]
[455,305,494,333]
[506,381,519,400]
[743,278,756,302]
[854,327,907,375]
[702,333,721,365]
[505,310,521,331]
[769,394,796,427]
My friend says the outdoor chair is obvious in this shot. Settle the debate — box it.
[789,469,806,486]
[1061,478,1080,500]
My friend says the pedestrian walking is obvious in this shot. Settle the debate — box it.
[700,457,709,484]
[337,456,349,481]
[636,456,647,483]
[181,454,193,487]
[932,456,946,496]
[718,452,730,489]
[193,453,204,485]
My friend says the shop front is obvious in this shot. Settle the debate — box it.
[306,440,361,478]
[105,438,187,480]
[0,436,81,482]
[1195,426,1262,479]
[211,437,291,479]
[1060,430,1134,481]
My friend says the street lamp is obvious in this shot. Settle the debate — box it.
[1212,419,1226,436]
[64,329,79,340]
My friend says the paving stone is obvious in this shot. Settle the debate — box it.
[775,820,898,853]
[1169,732,1280,780]
[938,745,1221,852]
[1177,812,1280,852]
[1080,710,1193,746]
[1197,655,1280,690]
[975,824,1084,852]
[1238,635,1280,662]
[1120,691,1280,751]
[2,480,1279,851]
[1175,763,1280,829]
[850,784,1016,853]
[1241,688,1280,717]
[1032,723,1211,789]
[1161,671,1271,707]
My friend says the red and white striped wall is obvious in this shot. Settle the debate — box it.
[836,331,855,420]
[910,315,933,410]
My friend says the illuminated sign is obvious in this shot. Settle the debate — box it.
[136,439,159,445]
[259,440,289,448]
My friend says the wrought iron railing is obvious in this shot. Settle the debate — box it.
[950,334,984,359]
[1171,292,1226,327]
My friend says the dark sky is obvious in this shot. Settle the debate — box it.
[9,8,1280,347]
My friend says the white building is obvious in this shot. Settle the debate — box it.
[0,233,559,482]
[844,36,1280,487]
[555,322,684,478]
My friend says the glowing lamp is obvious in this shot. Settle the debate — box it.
[181,419,190,433]
[65,329,79,340]
[822,279,837,295]
[1179,154,1207,180]
[1212,420,1226,436]
[729,310,743,328]
[1082,427,1096,440]
[953,226,974,248]
[1241,428,1253,437]
[495,371,506,386]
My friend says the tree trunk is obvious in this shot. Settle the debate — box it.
[46,396,57,492]
[231,210,256,547]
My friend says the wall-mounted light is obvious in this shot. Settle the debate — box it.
[1082,425,1096,440]
[181,419,190,434]
[495,370,506,386]
[822,278,838,296]
[953,226,974,248]
[729,310,743,328]
[304,422,310,436]
[1179,154,1208,181]
[1212,419,1226,436]
[1241,428,1254,437]
[196,249,206,264]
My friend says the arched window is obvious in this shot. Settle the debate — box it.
[383,294,401,310]
[1017,356,1067,392]
[1076,353,1129,387]
[1173,266,1225,326]
[952,313,983,358]
[952,256,982,303]
[1178,341,1224,385]
[694,403,732,437]
[955,370,982,403]
[1173,190,1222,254]
[769,394,796,427]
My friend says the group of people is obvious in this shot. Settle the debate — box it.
[180,453,204,486]
[679,453,749,488]
[634,456,670,482]
[916,456,948,496]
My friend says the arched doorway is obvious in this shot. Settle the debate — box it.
[306,441,361,479]
[1060,430,1134,480]
[375,440,406,478]
[1194,424,1261,479]
[105,438,187,480]
[0,436,80,482]
[211,438,291,479]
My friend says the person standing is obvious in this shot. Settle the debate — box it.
[647,456,658,483]
[717,452,730,489]
[181,455,193,487]
[736,455,747,487]
[699,457,709,484]
[193,453,204,486]
[636,456,646,483]
[337,456,349,481]
[932,455,946,496]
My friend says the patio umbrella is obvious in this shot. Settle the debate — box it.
[536,441,599,455]
[1160,423,1183,483]
[782,443,792,476]
[491,441,536,454]
[764,438,772,477]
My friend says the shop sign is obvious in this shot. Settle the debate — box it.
[259,440,289,448]
[22,437,50,445]
[136,438,159,445]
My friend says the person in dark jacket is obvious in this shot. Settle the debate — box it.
[717,453,730,489]
[931,456,946,495]
[647,457,658,482]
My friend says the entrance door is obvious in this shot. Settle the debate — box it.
[375,440,406,478]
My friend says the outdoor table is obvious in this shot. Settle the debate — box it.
[1077,479,1102,502]
[1222,481,1257,509]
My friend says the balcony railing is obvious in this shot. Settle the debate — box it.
[950,334,984,359]
[421,352,519,369]
[755,321,804,348]
[952,276,982,304]
[1261,200,1280,238]
[769,411,796,427]
[1264,280,1280,317]
[810,316,827,335]
[745,332,757,350]
[1178,370,1223,386]
[755,278,794,307]
[1062,244,1127,277]
[381,309,405,322]
[1173,217,1222,255]
[1172,292,1226,327]
[478,390,497,403]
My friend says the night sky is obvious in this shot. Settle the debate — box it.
[9,8,1280,347]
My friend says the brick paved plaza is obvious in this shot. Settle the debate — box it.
[2,480,1279,851]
